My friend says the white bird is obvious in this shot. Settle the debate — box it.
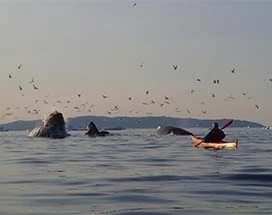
[28,77,34,84]
[33,84,39,90]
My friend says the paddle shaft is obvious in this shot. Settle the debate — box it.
[220,120,233,130]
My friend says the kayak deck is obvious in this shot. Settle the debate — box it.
[191,135,238,150]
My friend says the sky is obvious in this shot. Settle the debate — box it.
[0,0,272,126]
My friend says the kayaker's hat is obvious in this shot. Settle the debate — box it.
[213,122,219,128]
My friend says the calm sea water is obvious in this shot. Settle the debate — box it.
[0,128,271,215]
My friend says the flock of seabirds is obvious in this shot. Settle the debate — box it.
[2,59,266,150]
[1,2,269,124]
[0,2,270,149]
[2,62,266,121]
[1,1,268,122]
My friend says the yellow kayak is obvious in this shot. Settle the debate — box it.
[191,135,238,150]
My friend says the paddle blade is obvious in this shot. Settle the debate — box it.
[221,120,233,130]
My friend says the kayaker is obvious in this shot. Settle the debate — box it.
[204,122,225,143]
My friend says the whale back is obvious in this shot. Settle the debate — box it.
[156,126,192,136]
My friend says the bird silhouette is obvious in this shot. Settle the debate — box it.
[231,68,235,73]
[132,2,136,7]
[28,78,34,84]
[172,65,178,70]
[8,74,12,78]
[19,85,23,90]
[18,64,23,69]
[228,96,235,100]
[33,84,39,90]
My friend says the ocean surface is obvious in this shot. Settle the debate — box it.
[0,128,271,215]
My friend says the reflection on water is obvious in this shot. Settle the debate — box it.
[0,128,271,214]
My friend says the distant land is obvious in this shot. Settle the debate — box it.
[0,115,264,131]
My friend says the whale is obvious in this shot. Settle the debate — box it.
[156,126,192,136]
[29,111,68,139]
[85,121,110,137]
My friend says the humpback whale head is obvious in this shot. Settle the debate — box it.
[85,121,110,137]
[85,121,100,136]
[30,111,68,138]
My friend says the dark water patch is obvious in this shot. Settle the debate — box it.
[105,206,188,215]
[117,188,148,193]
[194,189,272,199]
[221,173,272,182]
[15,157,52,164]
[107,175,196,183]
[237,166,272,174]
[143,145,167,149]
[125,158,177,167]
[61,180,91,186]
[128,158,174,163]
[0,213,74,215]
[1,178,91,187]
[109,212,172,215]
[28,197,91,206]
[63,192,107,197]
[104,194,173,204]
[1,179,61,185]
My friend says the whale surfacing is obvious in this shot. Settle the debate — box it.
[30,111,68,139]
[85,121,110,137]
[156,126,192,136]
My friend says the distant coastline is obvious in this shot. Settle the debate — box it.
[0,115,264,131]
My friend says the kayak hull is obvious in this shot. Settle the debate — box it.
[191,135,238,150]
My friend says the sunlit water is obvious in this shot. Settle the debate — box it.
[0,128,271,215]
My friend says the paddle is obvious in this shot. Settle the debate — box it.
[220,120,233,130]
[193,120,233,146]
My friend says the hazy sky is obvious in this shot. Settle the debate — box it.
[0,0,272,125]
